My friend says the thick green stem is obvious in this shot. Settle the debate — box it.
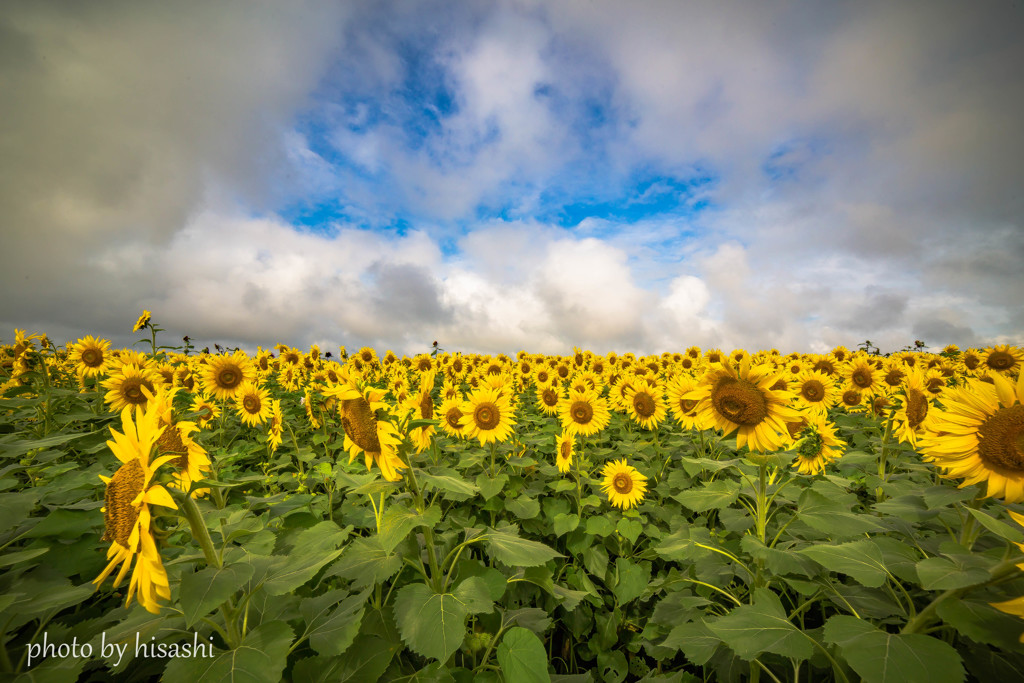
[405,463,443,593]
[875,412,895,503]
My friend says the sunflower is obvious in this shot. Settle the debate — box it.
[460,386,516,445]
[558,387,612,438]
[189,393,220,428]
[843,358,883,397]
[600,459,648,510]
[839,388,863,411]
[624,383,668,430]
[202,351,256,401]
[791,415,846,476]
[892,371,933,448]
[793,370,839,417]
[666,374,701,430]
[70,335,111,378]
[145,387,211,497]
[555,431,574,474]
[328,382,406,481]
[132,310,152,332]
[535,381,562,416]
[403,372,437,453]
[917,372,1024,503]
[982,345,1023,376]
[267,399,284,452]
[93,405,177,614]
[235,381,272,426]
[961,349,983,373]
[687,359,801,452]
[439,395,467,439]
[102,364,162,413]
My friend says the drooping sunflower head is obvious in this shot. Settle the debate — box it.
[600,459,648,510]
[202,351,256,401]
[132,310,152,332]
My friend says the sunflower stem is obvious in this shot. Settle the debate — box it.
[177,491,222,570]
[404,462,443,593]
[875,411,895,503]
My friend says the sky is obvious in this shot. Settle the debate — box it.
[2,0,1022,358]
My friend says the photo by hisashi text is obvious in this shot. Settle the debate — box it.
[27,631,215,668]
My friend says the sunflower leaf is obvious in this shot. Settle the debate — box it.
[393,582,468,662]
[824,615,965,683]
[484,525,563,567]
[181,563,256,628]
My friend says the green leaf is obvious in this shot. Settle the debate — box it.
[915,554,991,590]
[181,563,256,628]
[453,576,495,615]
[553,513,579,537]
[824,615,965,683]
[935,598,1024,651]
[476,473,508,500]
[797,489,886,537]
[507,494,540,519]
[612,558,650,605]
[162,620,294,683]
[301,588,371,656]
[393,583,468,662]
[798,539,889,587]
[291,636,400,683]
[324,536,402,589]
[484,526,563,567]
[496,627,551,683]
[661,620,721,665]
[672,480,739,512]
[418,471,478,501]
[965,506,1024,543]
[379,503,442,554]
[707,588,815,661]
[615,518,643,544]
[585,516,615,537]
[0,547,48,568]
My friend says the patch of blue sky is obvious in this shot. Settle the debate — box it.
[549,171,718,227]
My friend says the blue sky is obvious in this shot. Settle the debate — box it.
[2,0,1022,356]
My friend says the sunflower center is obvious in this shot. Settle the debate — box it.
[542,389,558,407]
[474,402,500,430]
[102,459,144,547]
[841,389,862,407]
[632,392,656,418]
[612,473,633,494]
[570,400,593,424]
[801,380,824,402]
[217,368,241,390]
[419,392,433,419]
[851,369,872,388]
[964,354,980,370]
[884,368,905,387]
[559,441,571,460]
[711,377,768,426]
[905,388,928,429]
[122,378,150,405]
[813,360,836,375]
[986,351,1015,371]
[977,404,1024,474]
[680,398,698,413]
[340,398,381,453]
[445,406,464,430]
[243,395,260,413]
[82,348,103,367]
[925,376,944,394]
[157,426,190,468]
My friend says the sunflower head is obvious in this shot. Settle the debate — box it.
[555,432,574,474]
[600,459,648,510]
[202,351,255,401]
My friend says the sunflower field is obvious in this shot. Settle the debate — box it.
[2,319,1024,682]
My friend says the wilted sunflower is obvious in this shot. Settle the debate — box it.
[624,384,668,430]
[982,345,1023,376]
[132,310,152,332]
[202,351,255,401]
[70,335,111,378]
[558,387,611,438]
[235,381,272,426]
[600,459,648,510]
[791,415,846,476]
[460,386,516,445]
[793,370,838,417]
[328,383,406,481]
[918,372,1024,503]
[555,431,574,474]
[93,405,177,614]
[688,359,801,452]
[102,364,162,413]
